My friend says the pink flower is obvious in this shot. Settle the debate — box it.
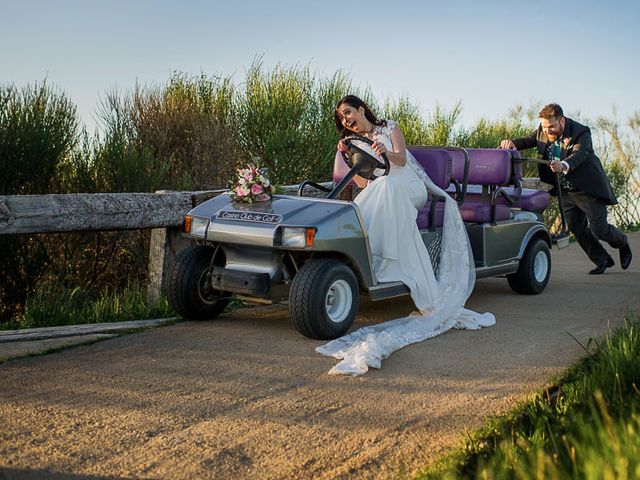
[243,172,253,181]
[563,137,571,146]
[251,183,263,195]
[235,185,248,197]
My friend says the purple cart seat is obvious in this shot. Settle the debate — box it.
[416,197,513,227]
[515,188,550,211]
[459,203,512,223]
[416,202,445,229]
[407,148,451,189]
[446,148,542,222]
[449,185,551,212]
[408,148,452,230]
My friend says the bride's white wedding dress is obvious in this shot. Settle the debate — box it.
[316,121,495,375]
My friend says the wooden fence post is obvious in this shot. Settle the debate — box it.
[146,226,192,306]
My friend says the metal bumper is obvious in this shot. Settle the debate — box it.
[210,267,271,297]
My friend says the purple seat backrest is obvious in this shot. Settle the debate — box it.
[332,150,355,185]
[465,148,513,185]
[449,148,521,186]
[408,148,451,189]
[449,150,467,182]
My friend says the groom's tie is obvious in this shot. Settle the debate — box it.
[547,141,575,191]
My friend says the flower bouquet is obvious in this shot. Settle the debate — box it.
[229,163,276,203]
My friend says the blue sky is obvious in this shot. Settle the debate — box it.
[2,0,639,132]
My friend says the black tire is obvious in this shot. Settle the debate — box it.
[507,238,551,295]
[289,259,359,340]
[166,246,230,320]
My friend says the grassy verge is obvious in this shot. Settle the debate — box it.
[0,282,254,331]
[0,282,176,330]
[420,314,640,479]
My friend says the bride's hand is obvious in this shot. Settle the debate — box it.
[337,139,349,152]
[371,141,387,156]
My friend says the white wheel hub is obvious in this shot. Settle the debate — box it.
[533,251,549,283]
[325,279,352,324]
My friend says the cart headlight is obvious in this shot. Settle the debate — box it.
[281,227,316,248]
[183,215,209,238]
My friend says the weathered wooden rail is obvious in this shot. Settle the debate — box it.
[0,190,226,235]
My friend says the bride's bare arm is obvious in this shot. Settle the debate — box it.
[371,125,407,166]
[353,175,368,188]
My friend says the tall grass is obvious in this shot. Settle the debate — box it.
[420,316,640,479]
[1,282,174,330]
[94,73,241,191]
[234,60,352,184]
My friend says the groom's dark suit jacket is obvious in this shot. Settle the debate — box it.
[512,117,617,205]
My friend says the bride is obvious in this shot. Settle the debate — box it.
[316,95,495,376]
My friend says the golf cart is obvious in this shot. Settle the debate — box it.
[166,136,559,340]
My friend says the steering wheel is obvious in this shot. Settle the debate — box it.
[341,135,391,180]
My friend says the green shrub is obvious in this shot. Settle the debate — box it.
[0,81,79,323]
[0,81,78,195]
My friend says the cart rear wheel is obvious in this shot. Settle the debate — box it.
[507,238,551,294]
[289,259,359,340]
[166,246,230,320]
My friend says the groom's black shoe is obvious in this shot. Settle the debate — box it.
[589,256,615,275]
[619,243,632,270]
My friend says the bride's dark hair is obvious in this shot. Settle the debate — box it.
[334,95,385,138]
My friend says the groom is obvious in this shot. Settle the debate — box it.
[500,103,632,274]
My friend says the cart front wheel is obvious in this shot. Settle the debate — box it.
[289,259,359,340]
[166,246,230,320]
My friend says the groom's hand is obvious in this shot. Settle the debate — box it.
[499,139,516,149]
[550,160,566,173]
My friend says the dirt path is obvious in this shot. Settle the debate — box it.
[1,233,639,479]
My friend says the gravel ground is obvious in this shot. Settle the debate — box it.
[1,232,639,479]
